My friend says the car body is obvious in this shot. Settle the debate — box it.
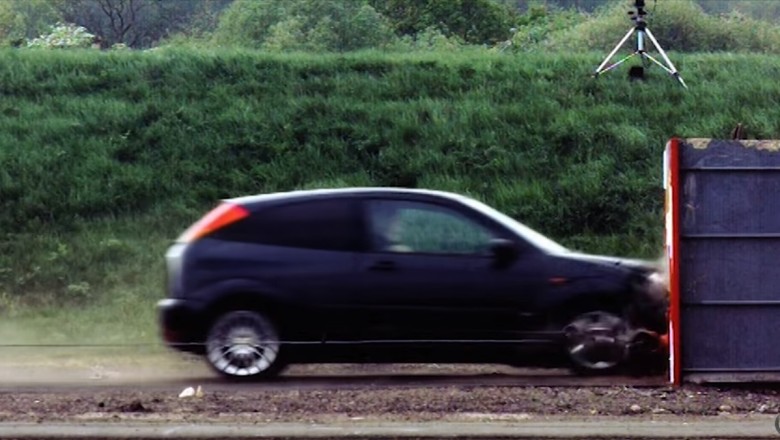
[158,187,668,378]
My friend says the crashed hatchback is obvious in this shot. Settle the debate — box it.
[158,187,668,378]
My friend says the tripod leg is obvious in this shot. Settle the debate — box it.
[641,53,674,74]
[600,52,640,75]
[595,27,635,76]
[644,27,687,88]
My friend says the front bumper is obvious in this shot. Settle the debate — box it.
[157,298,207,353]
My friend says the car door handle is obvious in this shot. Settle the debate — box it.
[368,260,396,271]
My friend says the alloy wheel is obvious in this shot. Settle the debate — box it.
[206,311,280,378]
[564,311,630,371]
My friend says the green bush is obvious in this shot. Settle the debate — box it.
[213,0,396,52]
[510,4,584,51]
[26,22,95,49]
[540,0,780,54]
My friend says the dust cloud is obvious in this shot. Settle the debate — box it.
[0,320,210,386]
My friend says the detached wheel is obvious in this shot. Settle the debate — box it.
[205,310,283,379]
[564,311,630,374]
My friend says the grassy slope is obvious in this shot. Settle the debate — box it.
[2,48,780,344]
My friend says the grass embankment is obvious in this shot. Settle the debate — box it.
[2,48,780,346]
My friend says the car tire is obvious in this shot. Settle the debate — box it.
[205,310,284,379]
[563,311,630,375]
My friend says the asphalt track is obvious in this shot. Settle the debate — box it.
[0,348,669,391]
[1,369,669,393]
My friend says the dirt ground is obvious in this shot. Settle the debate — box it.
[0,351,778,425]
[2,381,779,424]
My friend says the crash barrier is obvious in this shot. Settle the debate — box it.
[665,138,780,385]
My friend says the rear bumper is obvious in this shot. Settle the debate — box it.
[157,298,207,354]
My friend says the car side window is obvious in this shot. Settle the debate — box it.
[368,200,495,255]
[210,198,360,252]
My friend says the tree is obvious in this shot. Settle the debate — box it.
[698,0,780,22]
[0,2,17,43]
[0,0,62,45]
[54,0,226,48]
[184,0,234,39]
[370,0,516,45]
[212,0,289,47]
[214,0,395,51]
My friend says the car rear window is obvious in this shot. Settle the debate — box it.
[208,198,361,252]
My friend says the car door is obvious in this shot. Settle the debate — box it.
[348,197,517,343]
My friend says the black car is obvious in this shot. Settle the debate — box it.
[158,187,668,378]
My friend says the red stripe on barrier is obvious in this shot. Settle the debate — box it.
[666,137,682,386]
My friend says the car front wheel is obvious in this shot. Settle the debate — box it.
[563,311,630,374]
[205,310,283,378]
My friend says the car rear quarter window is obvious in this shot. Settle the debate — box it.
[208,198,360,252]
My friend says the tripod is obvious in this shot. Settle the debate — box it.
[594,0,687,89]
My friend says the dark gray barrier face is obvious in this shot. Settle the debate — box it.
[679,139,780,376]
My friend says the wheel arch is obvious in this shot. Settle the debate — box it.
[204,290,292,335]
[188,279,294,343]
[549,289,633,328]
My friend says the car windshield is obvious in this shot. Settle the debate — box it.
[457,195,570,254]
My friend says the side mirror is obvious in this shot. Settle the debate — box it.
[489,238,518,267]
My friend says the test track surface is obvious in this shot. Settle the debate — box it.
[0,359,668,392]
[2,354,778,439]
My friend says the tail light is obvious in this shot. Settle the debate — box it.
[177,202,249,242]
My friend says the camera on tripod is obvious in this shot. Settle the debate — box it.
[593,0,687,88]
[629,0,647,22]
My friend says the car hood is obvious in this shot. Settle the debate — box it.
[557,251,660,274]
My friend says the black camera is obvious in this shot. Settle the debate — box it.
[629,0,647,18]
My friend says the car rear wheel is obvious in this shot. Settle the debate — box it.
[205,310,282,378]
[563,311,630,374]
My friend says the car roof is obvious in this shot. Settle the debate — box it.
[226,187,475,206]
[226,187,570,254]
